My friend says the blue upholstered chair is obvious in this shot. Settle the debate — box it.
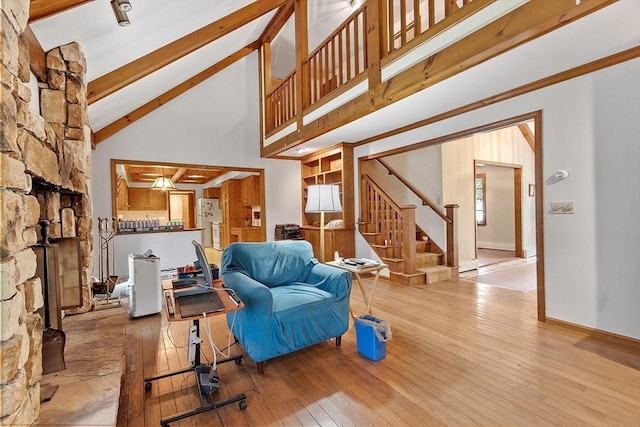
[221,240,352,373]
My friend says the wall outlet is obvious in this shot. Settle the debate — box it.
[551,202,574,214]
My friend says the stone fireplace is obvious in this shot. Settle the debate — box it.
[1,1,94,423]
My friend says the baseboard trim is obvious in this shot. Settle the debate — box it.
[546,317,640,348]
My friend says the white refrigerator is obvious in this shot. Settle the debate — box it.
[196,198,221,247]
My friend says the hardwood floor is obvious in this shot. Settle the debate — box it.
[118,276,640,426]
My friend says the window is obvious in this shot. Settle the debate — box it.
[475,173,486,226]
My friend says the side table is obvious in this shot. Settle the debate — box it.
[325,260,388,318]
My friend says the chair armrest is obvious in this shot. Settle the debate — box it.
[222,271,273,319]
[305,263,352,300]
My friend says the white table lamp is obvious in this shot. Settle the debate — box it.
[305,184,342,262]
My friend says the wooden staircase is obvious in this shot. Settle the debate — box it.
[359,162,459,286]
[361,231,452,285]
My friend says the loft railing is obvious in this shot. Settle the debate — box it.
[265,70,296,132]
[306,6,367,105]
[264,0,475,135]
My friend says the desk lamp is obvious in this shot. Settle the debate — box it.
[305,184,342,262]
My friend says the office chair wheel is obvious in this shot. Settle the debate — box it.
[145,381,152,392]
[239,400,247,410]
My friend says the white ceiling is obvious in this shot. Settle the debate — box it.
[30,0,357,131]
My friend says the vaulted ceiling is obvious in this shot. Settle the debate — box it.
[28,0,356,140]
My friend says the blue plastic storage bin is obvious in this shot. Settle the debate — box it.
[355,317,387,361]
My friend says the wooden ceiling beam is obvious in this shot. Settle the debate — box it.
[29,0,93,22]
[87,0,288,105]
[21,25,46,82]
[93,41,261,145]
[260,0,294,43]
[517,123,535,152]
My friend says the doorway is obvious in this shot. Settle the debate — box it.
[474,161,524,265]
[169,191,196,229]
[360,111,543,318]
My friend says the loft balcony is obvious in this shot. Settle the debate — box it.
[259,0,605,158]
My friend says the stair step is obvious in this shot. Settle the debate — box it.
[389,271,426,286]
[417,265,451,284]
[380,257,403,270]
[361,232,383,245]
[416,252,440,268]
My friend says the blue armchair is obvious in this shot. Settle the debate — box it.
[221,240,352,373]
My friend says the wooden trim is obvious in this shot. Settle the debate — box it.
[365,0,382,89]
[29,0,92,22]
[87,0,288,104]
[546,318,640,348]
[294,0,308,126]
[534,110,545,321]
[262,0,617,157]
[514,167,523,258]
[353,46,640,149]
[361,111,541,161]
[22,25,46,82]
[260,1,294,43]
[94,42,259,145]
[518,123,535,151]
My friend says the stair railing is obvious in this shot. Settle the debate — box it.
[362,175,417,274]
[376,158,458,270]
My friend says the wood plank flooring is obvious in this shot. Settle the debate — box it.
[118,274,640,427]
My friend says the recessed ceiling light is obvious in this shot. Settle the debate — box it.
[187,175,206,179]
[295,147,310,154]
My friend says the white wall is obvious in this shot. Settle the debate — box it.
[476,165,516,251]
[91,53,301,276]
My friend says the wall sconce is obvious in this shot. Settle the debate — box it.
[348,0,364,9]
[546,169,570,185]
[111,0,131,26]
[554,170,569,180]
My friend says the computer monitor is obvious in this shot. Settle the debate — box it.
[192,240,213,288]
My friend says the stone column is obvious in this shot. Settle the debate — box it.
[1,0,45,424]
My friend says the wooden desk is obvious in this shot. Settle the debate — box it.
[145,279,246,426]
[325,261,388,318]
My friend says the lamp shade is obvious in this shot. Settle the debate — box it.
[305,184,342,213]
[151,177,176,190]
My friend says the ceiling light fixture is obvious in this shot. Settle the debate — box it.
[151,168,176,190]
[348,0,364,9]
[111,0,130,26]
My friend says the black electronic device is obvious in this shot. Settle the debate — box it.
[195,365,219,395]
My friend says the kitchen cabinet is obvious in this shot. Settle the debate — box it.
[203,187,220,199]
[127,188,168,210]
[241,176,260,206]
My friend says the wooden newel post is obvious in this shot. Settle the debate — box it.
[445,204,459,272]
[401,205,417,274]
